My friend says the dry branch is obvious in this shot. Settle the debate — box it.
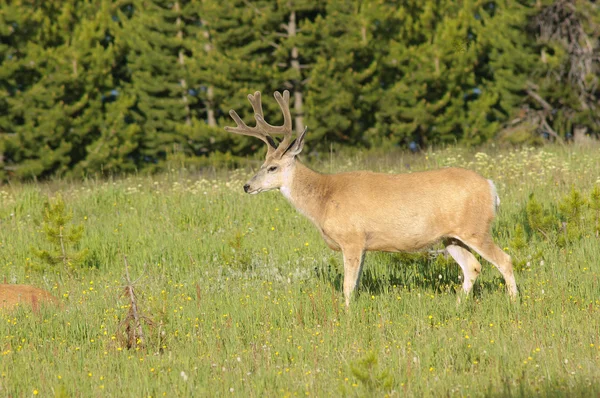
[117,255,154,349]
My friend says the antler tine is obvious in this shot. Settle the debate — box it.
[255,91,294,153]
[247,91,264,119]
[224,91,276,152]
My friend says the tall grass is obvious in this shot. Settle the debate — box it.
[0,144,599,397]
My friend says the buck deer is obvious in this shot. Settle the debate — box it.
[225,91,518,306]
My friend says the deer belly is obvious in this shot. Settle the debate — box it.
[321,231,341,251]
[364,229,441,252]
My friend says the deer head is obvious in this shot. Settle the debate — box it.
[225,91,307,194]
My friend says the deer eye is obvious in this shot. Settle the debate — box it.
[267,166,278,172]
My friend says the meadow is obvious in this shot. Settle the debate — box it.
[0,144,599,397]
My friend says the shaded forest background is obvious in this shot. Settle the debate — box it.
[1,0,599,180]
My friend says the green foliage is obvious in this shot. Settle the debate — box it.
[1,0,599,180]
[591,184,600,211]
[559,187,586,222]
[349,352,393,394]
[509,223,527,251]
[556,187,586,247]
[525,193,555,240]
[30,194,88,271]
[524,186,599,248]
[591,184,600,236]
[509,223,533,271]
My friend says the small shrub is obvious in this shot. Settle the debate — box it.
[558,187,585,222]
[525,194,555,240]
[557,188,586,246]
[348,352,394,394]
[510,223,527,251]
[590,184,600,237]
[30,194,88,272]
[523,187,598,248]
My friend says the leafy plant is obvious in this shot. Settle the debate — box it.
[590,184,600,237]
[31,194,88,271]
[510,223,527,251]
[349,352,393,394]
[559,187,585,222]
[523,187,599,248]
[526,193,555,240]
[557,188,586,246]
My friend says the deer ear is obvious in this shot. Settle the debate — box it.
[287,126,308,157]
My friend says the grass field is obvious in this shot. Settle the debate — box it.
[1,144,599,397]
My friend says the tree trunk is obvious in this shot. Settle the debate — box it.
[202,20,216,127]
[287,10,304,134]
[175,2,191,126]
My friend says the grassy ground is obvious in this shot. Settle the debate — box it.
[0,144,599,397]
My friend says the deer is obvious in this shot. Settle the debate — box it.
[224,90,518,307]
[0,284,59,311]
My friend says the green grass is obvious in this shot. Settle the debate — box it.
[1,144,599,397]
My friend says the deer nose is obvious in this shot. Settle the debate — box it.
[243,184,250,193]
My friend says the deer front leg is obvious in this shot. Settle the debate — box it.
[341,246,365,307]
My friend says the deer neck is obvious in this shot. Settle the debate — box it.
[280,160,328,225]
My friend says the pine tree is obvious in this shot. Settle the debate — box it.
[2,0,135,179]
[1,0,79,178]
[303,0,389,147]
[260,1,327,137]
[167,0,235,160]
[116,0,214,165]
[1,0,90,178]
[1,0,598,179]
[31,194,88,271]
[69,0,143,176]
[533,0,600,139]
[375,1,513,147]
[480,1,544,144]
[197,0,284,156]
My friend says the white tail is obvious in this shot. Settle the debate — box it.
[225,91,518,306]
[488,179,501,213]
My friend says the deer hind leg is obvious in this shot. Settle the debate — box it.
[341,246,365,308]
[444,240,482,299]
[462,236,518,299]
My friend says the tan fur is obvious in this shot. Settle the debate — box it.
[285,164,493,252]
[277,162,518,305]
[0,284,59,311]
[226,91,518,306]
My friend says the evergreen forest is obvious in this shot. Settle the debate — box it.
[1,0,599,180]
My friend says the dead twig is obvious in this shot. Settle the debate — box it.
[526,87,552,112]
[117,255,155,349]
